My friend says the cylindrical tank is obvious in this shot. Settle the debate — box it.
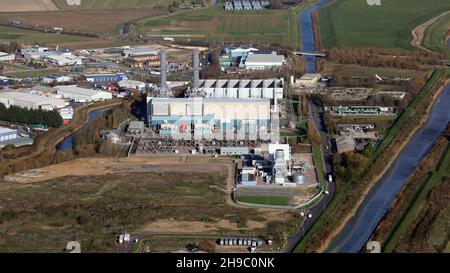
[292,173,306,184]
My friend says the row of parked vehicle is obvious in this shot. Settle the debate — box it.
[217,237,264,247]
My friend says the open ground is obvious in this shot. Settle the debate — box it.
[0,0,58,12]
[0,157,296,252]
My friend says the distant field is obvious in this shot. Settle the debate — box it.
[52,0,172,9]
[322,63,426,78]
[422,14,450,53]
[0,0,58,12]
[318,0,450,49]
[137,6,297,47]
[0,26,91,44]
[0,8,166,33]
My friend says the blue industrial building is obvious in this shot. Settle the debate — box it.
[85,72,128,83]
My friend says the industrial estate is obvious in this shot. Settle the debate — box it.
[0,0,449,256]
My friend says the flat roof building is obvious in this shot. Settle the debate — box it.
[335,135,356,153]
[56,85,113,102]
[0,91,67,110]
[244,52,286,70]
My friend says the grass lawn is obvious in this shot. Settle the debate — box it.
[312,145,325,188]
[318,0,450,49]
[322,62,426,78]
[422,13,450,53]
[137,6,297,47]
[236,196,290,206]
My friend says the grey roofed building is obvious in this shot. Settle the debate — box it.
[335,135,356,153]
[128,121,145,134]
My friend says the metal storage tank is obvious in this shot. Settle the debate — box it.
[292,172,306,184]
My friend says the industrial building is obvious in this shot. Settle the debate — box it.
[85,73,128,83]
[42,74,73,84]
[147,97,271,139]
[55,85,113,102]
[224,45,258,58]
[123,48,158,58]
[0,91,67,110]
[243,52,286,70]
[118,79,146,91]
[325,106,397,116]
[189,78,284,102]
[335,135,356,153]
[294,73,321,87]
[45,53,83,66]
[0,52,15,62]
[0,126,17,142]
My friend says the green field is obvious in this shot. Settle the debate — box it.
[0,26,91,44]
[318,0,450,49]
[137,6,298,47]
[5,69,64,78]
[52,0,172,9]
[236,196,290,206]
[422,14,450,53]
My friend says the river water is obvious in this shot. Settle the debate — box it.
[299,0,331,73]
[329,84,450,252]
[56,107,109,152]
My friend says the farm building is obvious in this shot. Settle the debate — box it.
[0,52,15,62]
[42,74,73,84]
[55,85,113,102]
[244,52,286,70]
[191,78,284,102]
[0,91,67,110]
[147,97,271,139]
[85,73,128,83]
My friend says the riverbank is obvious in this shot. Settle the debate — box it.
[294,69,448,252]
[324,75,450,252]
[372,124,450,252]
[0,99,124,176]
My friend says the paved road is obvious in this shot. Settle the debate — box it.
[284,99,335,253]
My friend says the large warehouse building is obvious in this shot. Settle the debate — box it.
[0,91,67,110]
[55,85,113,102]
[147,97,272,139]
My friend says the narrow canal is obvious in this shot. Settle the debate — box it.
[56,107,111,152]
[329,85,450,252]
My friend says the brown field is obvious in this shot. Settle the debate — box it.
[0,157,295,252]
[0,8,167,33]
[0,0,58,12]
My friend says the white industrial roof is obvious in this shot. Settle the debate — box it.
[245,53,285,64]
[0,51,10,57]
[56,85,105,96]
[0,91,67,108]
[0,126,16,134]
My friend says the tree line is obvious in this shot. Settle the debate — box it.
[0,103,63,128]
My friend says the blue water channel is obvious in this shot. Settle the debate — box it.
[56,107,109,152]
[299,0,331,73]
[329,85,450,252]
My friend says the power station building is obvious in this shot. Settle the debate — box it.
[190,79,284,101]
[147,97,272,139]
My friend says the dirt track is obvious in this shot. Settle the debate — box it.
[0,0,59,12]
[410,10,450,52]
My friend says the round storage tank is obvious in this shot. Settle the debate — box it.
[292,173,306,184]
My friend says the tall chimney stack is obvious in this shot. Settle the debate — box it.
[193,49,200,90]
[159,49,168,94]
